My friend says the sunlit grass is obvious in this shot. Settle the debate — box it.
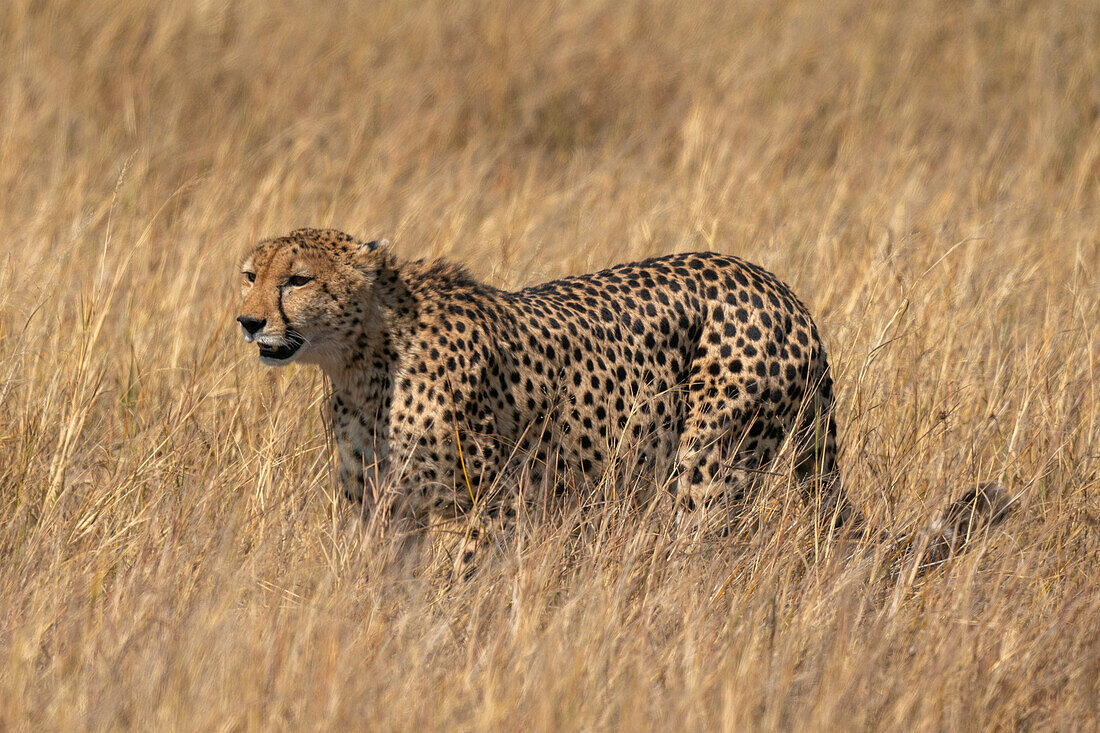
[0,0,1097,729]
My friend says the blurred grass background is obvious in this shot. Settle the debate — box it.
[0,0,1098,729]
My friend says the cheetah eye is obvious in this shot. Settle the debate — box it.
[243,271,256,283]
[287,275,313,287]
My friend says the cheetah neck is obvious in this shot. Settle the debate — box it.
[320,258,418,403]
[319,256,494,419]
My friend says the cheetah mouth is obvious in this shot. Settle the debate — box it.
[257,332,305,364]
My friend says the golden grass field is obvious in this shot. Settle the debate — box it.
[2,0,1099,729]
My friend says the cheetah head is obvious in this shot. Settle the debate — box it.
[237,228,389,367]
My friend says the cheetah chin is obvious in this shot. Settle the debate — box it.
[256,332,304,365]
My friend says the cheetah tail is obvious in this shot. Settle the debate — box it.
[908,482,1013,568]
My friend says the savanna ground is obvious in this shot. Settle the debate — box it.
[1,0,1099,729]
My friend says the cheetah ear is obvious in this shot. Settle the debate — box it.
[359,237,390,252]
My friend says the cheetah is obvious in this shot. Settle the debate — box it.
[237,228,1007,572]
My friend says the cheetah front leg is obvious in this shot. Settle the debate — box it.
[428,508,520,581]
[428,511,488,580]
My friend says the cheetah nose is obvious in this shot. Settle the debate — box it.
[237,315,266,336]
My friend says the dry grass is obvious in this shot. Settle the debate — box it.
[1,0,1099,729]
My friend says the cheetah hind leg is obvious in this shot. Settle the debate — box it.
[672,407,849,538]
[671,435,762,537]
